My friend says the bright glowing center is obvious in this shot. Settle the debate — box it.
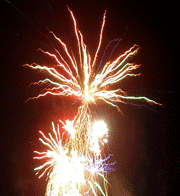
[90,120,108,154]
[84,88,94,103]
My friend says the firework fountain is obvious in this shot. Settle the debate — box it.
[26,7,161,196]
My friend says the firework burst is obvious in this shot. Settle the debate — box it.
[34,120,114,196]
[27,7,161,196]
[25,8,161,110]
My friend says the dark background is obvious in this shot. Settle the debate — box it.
[1,0,178,195]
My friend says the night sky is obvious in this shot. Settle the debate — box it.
[1,0,178,195]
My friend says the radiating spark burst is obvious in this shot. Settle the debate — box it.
[24,8,161,110]
[34,121,114,196]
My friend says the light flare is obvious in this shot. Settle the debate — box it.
[90,121,108,155]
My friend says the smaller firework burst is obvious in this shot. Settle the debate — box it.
[34,120,115,196]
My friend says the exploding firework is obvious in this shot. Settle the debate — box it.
[25,8,161,110]
[27,7,161,196]
[34,120,114,196]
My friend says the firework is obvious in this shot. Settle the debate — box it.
[34,121,114,196]
[25,8,161,110]
[28,7,161,196]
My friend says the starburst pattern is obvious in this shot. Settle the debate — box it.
[25,8,161,110]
